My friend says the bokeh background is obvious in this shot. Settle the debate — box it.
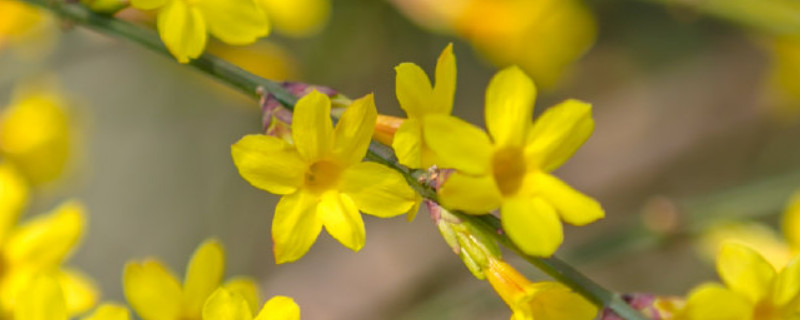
[2,0,800,319]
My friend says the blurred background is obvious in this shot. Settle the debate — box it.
[2,0,800,319]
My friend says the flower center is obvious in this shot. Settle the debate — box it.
[492,147,526,196]
[304,160,342,193]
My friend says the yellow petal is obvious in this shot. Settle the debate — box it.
[5,200,84,269]
[717,241,776,302]
[782,191,800,249]
[525,99,594,172]
[80,303,131,320]
[0,162,28,243]
[231,134,305,195]
[197,0,269,45]
[502,197,563,257]
[129,0,166,10]
[13,274,67,320]
[254,296,300,320]
[291,90,333,162]
[395,62,433,118]
[123,260,183,320]
[770,254,800,308]
[517,282,598,320]
[680,283,753,320]
[438,172,502,214]
[484,66,536,148]
[340,161,415,218]
[272,191,323,264]
[318,192,365,252]
[523,172,604,226]
[256,0,329,37]
[331,94,377,166]
[183,239,226,317]
[696,221,791,270]
[423,114,492,175]
[392,118,423,169]
[432,43,456,115]
[202,288,253,320]
[223,277,260,314]
[57,268,99,315]
[157,1,207,63]
[406,194,423,222]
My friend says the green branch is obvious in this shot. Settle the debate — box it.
[20,1,647,318]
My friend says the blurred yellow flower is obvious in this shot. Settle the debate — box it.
[389,0,596,88]
[82,303,132,320]
[231,91,416,263]
[485,258,597,320]
[123,239,261,320]
[14,273,127,320]
[677,241,800,320]
[203,287,299,320]
[0,0,57,59]
[0,191,98,317]
[207,41,297,81]
[256,0,330,37]
[130,0,269,63]
[392,43,456,170]
[0,84,72,185]
[425,66,604,257]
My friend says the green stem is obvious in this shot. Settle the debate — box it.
[21,1,646,318]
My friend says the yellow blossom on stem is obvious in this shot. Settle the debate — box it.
[392,43,456,170]
[425,66,604,257]
[677,241,800,320]
[129,0,269,63]
[203,287,299,320]
[231,90,416,263]
[485,258,597,320]
[123,239,261,320]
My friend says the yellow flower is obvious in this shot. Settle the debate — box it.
[485,258,597,320]
[256,0,330,37]
[677,241,800,320]
[392,43,456,170]
[231,91,416,263]
[203,287,299,320]
[0,176,98,318]
[14,273,128,320]
[130,0,269,63]
[0,84,71,185]
[0,0,57,59]
[425,66,603,256]
[123,239,260,320]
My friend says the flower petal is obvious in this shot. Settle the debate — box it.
[681,283,753,320]
[318,192,365,251]
[183,239,225,317]
[13,274,67,320]
[523,172,603,226]
[57,268,99,315]
[223,277,260,314]
[157,1,207,63]
[129,0,166,10]
[717,241,776,302]
[256,0,329,37]
[770,253,800,308]
[292,90,333,162]
[254,296,300,320]
[439,172,502,214]
[432,43,456,115]
[502,197,563,257]
[782,191,800,249]
[392,118,423,169]
[0,162,28,243]
[340,162,415,218]
[423,114,492,175]
[272,191,323,264]
[197,0,269,45]
[395,62,433,118]
[525,99,594,172]
[331,94,377,166]
[123,260,182,320]
[80,303,131,320]
[203,288,253,320]
[484,66,536,148]
[521,282,598,320]
[231,134,305,195]
[5,200,84,269]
